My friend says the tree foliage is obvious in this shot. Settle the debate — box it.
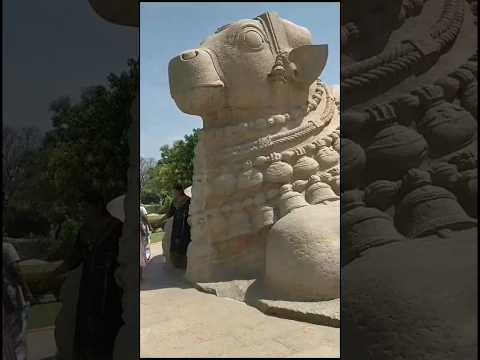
[140,157,156,192]
[3,126,42,207]
[3,59,138,238]
[43,58,138,215]
[142,129,199,208]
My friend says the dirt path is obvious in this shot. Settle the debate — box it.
[140,243,340,358]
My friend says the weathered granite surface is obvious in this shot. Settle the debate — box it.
[168,11,340,322]
[195,280,340,327]
[341,0,477,358]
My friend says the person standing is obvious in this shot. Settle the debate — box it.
[51,192,124,360]
[140,204,152,260]
[3,241,34,360]
[166,184,192,269]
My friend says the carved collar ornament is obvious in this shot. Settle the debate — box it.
[341,0,477,263]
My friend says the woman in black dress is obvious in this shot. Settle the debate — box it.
[52,192,124,360]
[166,184,192,269]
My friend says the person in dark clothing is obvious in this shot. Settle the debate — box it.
[166,184,192,269]
[51,192,124,360]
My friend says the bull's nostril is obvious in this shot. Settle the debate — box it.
[181,50,199,60]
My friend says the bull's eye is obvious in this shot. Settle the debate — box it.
[243,30,264,48]
[236,28,265,51]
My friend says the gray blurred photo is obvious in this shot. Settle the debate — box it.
[341,0,477,358]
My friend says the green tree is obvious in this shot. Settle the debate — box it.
[2,126,42,208]
[44,58,138,215]
[144,129,199,209]
[140,157,157,193]
[4,59,138,239]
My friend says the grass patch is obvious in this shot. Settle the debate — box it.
[28,302,61,330]
[150,230,164,244]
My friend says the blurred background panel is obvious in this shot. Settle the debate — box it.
[340,0,477,359]
[3,0,138,359]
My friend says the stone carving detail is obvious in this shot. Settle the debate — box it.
[342,0,465,106]
[341,53,478,256]
[264,160,294,184]
[169,12,340,308]
[413,85,477,157]
[341,1,477,358]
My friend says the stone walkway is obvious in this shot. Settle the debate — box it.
[140,243,340,358]
[27,327,56,360]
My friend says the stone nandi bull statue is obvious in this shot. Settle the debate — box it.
[168,12,340,303]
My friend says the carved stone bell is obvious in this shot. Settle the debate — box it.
[412,85,477,158]
[395,169,477,238]
[276,184,309,218]
[365,104,428,181]
[341,190,405,266]
[340,138,366,190]
[305,175,339,204]
[364,179,402,217]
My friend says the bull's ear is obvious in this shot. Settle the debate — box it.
[289,44,328,85]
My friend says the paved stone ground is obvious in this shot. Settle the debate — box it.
[27,326,57,360]
[140,243,340,358]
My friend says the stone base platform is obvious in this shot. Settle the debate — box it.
[194,279,340,328]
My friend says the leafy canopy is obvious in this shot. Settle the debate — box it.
[142,129,199,209]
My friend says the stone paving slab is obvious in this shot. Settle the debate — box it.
[140,243,339,358]
[195,279,340,327]
[27,326,57,360]
[250,297,340,328]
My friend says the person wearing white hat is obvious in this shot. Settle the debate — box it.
[51,191,124,359]
[183,186,192,198]
[106,194,125,223]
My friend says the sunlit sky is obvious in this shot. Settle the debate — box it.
[140,2,340,159]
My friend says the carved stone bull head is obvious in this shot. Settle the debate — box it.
[169,12,328,123]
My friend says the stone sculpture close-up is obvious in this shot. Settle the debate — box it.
[168,11,340,324]
[340,0,477,358]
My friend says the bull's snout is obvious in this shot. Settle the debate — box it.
[169,48,224,115]
[180,50,199,60]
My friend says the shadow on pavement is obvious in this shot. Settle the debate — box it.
[140,254,192,291]
[27,327,57,360]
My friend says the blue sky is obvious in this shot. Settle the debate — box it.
[3,0,137,132]
[140,2,340,159]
